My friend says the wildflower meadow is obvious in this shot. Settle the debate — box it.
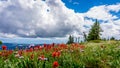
[0,41,120,68]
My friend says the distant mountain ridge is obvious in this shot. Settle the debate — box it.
[0,43,43,50]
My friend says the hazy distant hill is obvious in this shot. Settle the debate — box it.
[0,43,43,50]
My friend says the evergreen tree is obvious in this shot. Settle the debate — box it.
[87,20,101,41]
[83,32,87,42]
[110,37,115,40]
[0,40,2,45]
[67,35,74,44]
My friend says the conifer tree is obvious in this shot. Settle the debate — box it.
[87,20,101,41]
[110,37,115,40]
[0,41,2,45]
[67,35,74,44]
[83,32,87,41]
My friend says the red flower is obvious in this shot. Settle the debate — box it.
[79,45,85,49]
[29,48,33,52]
[56,51,60,57]
[41,55,45,58]
[44,44,47,47]
[52,51,61,58]
[52,52,56,57]
[34,46,39,50]
[8,50,13,54]
[53,61,59,68]
[2,45,7,50]
[39,46,43,51]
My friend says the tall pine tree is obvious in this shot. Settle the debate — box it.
[0,40,2,45]
[87,20,101,41]
[83,32,87,42]
[67,35,74,44]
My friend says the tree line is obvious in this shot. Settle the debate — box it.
[67,19,117,44]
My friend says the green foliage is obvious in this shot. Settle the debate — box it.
[83,32,87,42]
[0,41,120,68]
[110,37,115,40]
[67,35,74,44]
[0,41,2,45]
[87,20,101,41]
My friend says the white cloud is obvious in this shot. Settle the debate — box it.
[83,3,120,39]
[0,0,84,38]
[0,33,19,38]
[0,0,120,40]
[107,3,120,12]
[84,5,118,21]
[100,19,120,39]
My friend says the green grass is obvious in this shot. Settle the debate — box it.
[0,41,120,68]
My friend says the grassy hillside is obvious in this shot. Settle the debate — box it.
[0,41,120,68]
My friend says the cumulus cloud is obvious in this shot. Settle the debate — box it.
[84,3,120,39]
[84,5,118,21]
[0,0,84,38]
[0,0,120,39]
[0,33,19,38]
[107,3,120,12]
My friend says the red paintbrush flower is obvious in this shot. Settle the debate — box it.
[52,52,56,57]
[44,44,47,48]
[53,61,59,68]
[29,48,33,52]
[52,51,61,58]
[34,46,39,51]
[8,50,13,54]
[79,45,85,49]
[39,46,43,51]
[41,55,45,58]
[2,45,7,50]
[56,51,60,57]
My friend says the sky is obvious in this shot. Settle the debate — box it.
[62,0,120,12]
[0,0,120,43]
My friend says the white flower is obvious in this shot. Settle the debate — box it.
[38,57,48,61]
[19,56,24,59]
[15,54,20,58]
[80,49,84,52]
